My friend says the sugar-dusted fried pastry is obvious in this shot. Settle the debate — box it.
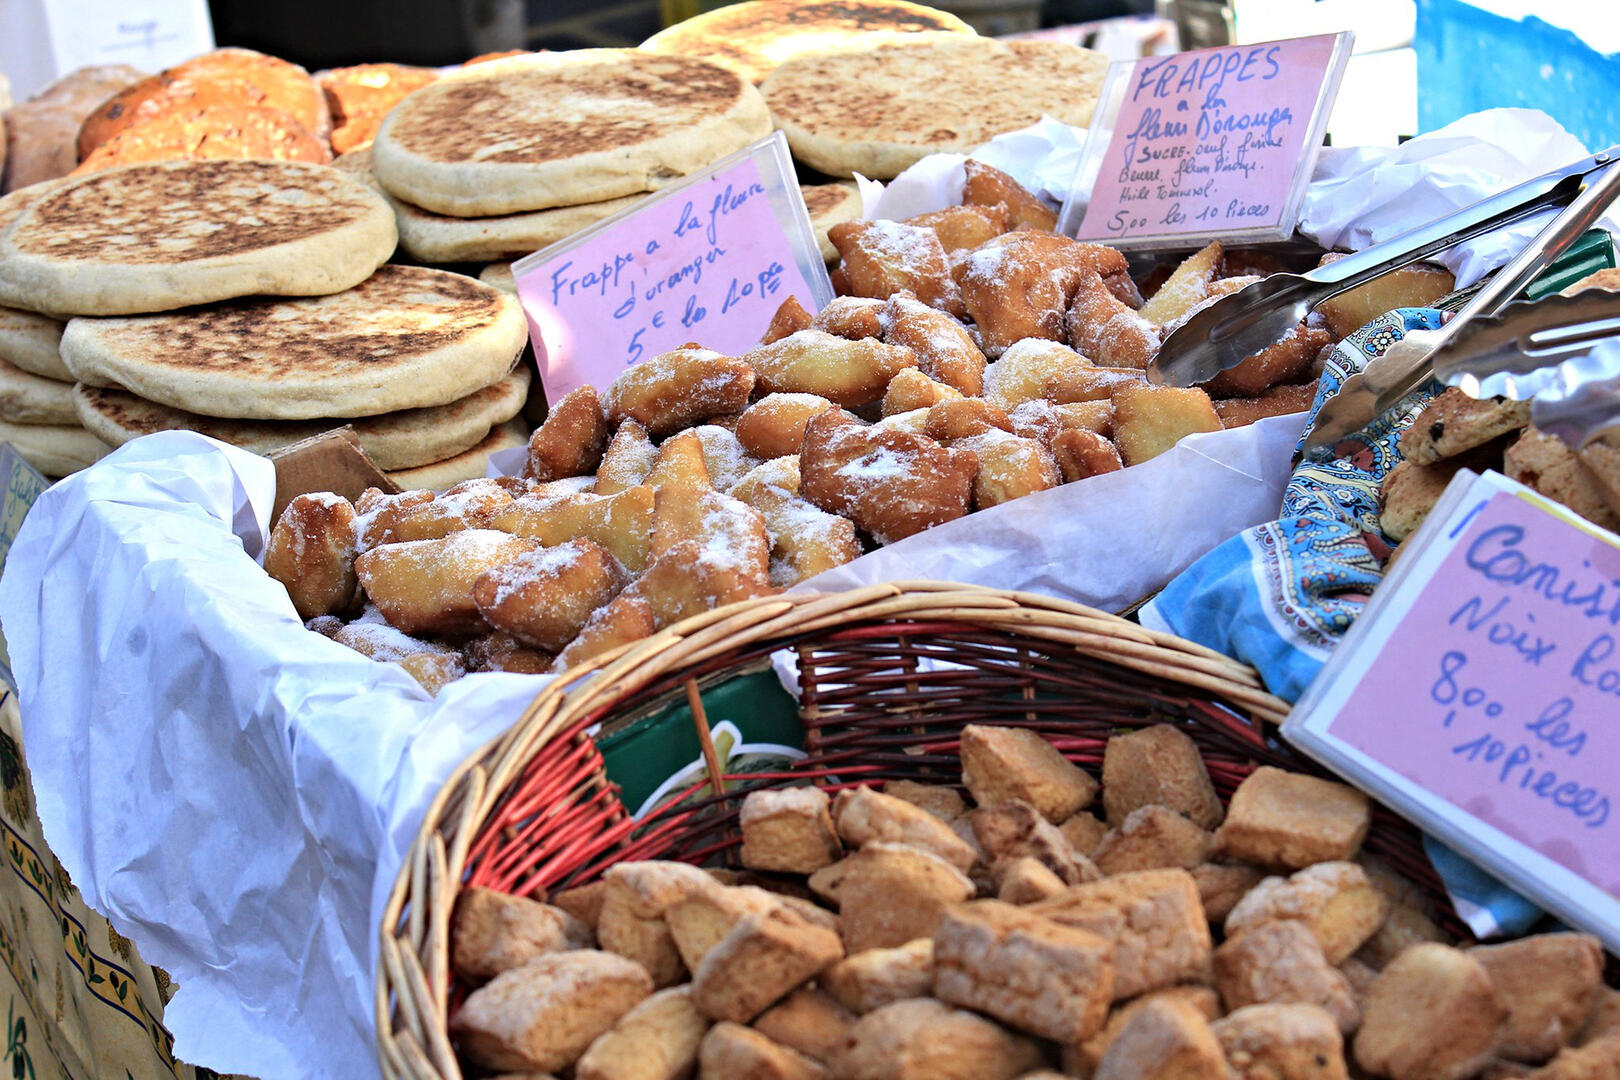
[526,385,608,482]
[650,486,770,579]
[357,479,514,548]
[838,998,1044,1080]
[1213,1003,1350,1080]
[688,424,758,491]
[1053,429,1124,483]
[736,393,847,460]
[956,232,1124,357]
[1008,398,1107,446]
[870,409,929,435]
[1215,382,1319,427]
[450,949,653,1074]
[1046,364,1148,406]
[267,492,359,619]
[471,538,628,652]
[1469,933,1604,1063]
[699,1022,828,1080]
[882,367,963,415]
[690,906,843,1023]
[953,429,1060,508]
[554,591,658,670]
[904,202,1011,253]
[982,338,1092,411]
[463,630,554,674]
[642,430,712,491]
[729,458,861,587]
[962,160,1058,232]
[1111,384,1222,466]
[1103,724,1223,828]
[624,538,772,630]
[1318,261,1455,339]
[798,411,977,544]
[934,899,1115,1042]
[927,398,1014,441]
[880,292,986,396]
[1203,324,1333,398]
[594,420,658,495]
[1094,996,1228,1080]
[1068,265,1160,369]
[763,295,814,344]
[355,529,537,634]
[832,842,976,952]
[453,886,594,980]
[1030,868,1211,999]
[960,724,1097,823]
[832,786,977,872]
[1354,944,1508,1080]
[821,938,934,1014]
[828,219,964,316]
[1214,766,1370,870]
[1214,921,1360,1034]
[1138,242,1222,325]
[740,787,843,875]
[493,485,655,573]
[576,985,709,1080]
[332,616,465,693]
[1093,806,1213,875]
[604,344,755,437]
[743,329,920,407]
[811,296,885,340]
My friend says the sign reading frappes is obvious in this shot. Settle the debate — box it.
[1058,33,1352,248]
[1286,469,1620,951]
[514,132,833,404]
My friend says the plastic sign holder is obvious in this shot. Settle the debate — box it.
[1059,32,1353,249]
[1285,468,1620,951]
[513,131,834,405]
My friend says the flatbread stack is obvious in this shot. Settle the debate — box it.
[640,0,975,83]
[761,34,1111,178]
[365,50,773,263]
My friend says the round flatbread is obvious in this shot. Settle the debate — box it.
[0,421,108,476]
[762,35,1110,179]
[0,306,68,381]
[802,180,862,262]
[336,146,642,262]
[72,104,333,176]
[75,364,530,468]
[0,357,74,424]
[480,262,516,295]
[387,419,529,491]
[641,0,974,84]
[0,160,397,316]
[371,51,771,216]
[62,265,527,420]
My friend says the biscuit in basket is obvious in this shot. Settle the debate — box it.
[798,411,977,543]
[1190,862,1265,924]
[743,329,919,407]
[1399,387,1530,466]
[1504,426,1620,531]
[833,786,978,872]
[450,949,653,1073]
[962,160,1058,233]
[752,988,856,1065]
[829,842,976,952]
[933,899,1115,1042]
[881,292,987,396]
[690,906,843,1023]
[575,985,709,1080]
[827,220,964,316]
[1213,766,1370,870]
[1059,811,1109,856]
[972,798,1101,885]
[1031,868,1211,1000]
[1064,986,1221,1078]
[598,861,715,987]
[1093,805,1213,875]
[1578,987,1620,1046]
[604,345,754,437]
[1353,943,1508,1080]
[995,855,1066,904]
[881,780,966,822]
[1213,920,1360,1034]
[525,386,608,482]
[1225,861,1388,965]
[811,296,884,340]
[1092,995,1228,1080]
[452,886,594,980]
[1211,1003,1349,1080]
[1102,723,1224,829]
[354,530,538,635]
[960,724,1098,823]
[266,493,359,620]
[472,539,629,652]
[698,1021,827,1080]
[739,787,843,874]
[819,938,934,1014]
[837,998,1043,1080]
[1576,438,1620,519]
[1468,933,1604,1063]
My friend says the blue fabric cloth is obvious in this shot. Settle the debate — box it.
[1141,307,1542,938]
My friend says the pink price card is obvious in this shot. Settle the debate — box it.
[1285,470,1620,951]
[512,132,833,404]
[1058,32,1352,249]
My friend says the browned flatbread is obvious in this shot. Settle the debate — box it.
[802,180,862,262]
[72,104,332,175]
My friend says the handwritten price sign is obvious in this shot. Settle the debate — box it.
[1060,33,1350,248]
[514,132,832,403]
[1287,471,1620,950]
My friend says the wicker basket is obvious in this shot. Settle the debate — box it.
[375,581,1454,1080]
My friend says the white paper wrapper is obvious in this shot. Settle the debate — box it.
[0,432,553,1079]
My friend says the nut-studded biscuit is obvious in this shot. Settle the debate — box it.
[1214,921,1360,1034]
[1059,812,1109,856]
[450,949,653,1073]
[1102,724,1224,828]
[1065,986,1222,1079]
[1468,933,1604,1063]
[1093,805,1214,875]
[740,787,843,874]
[1354,944,1509,1080]
[960,724,1098,823]
[526,385,608,481]
[934,899,1116,1042]
[1226,861,1388,966]
[820,938,934,1014]
[829,219,965,316]
[1030,868,1211,1000]
[837,998,1044,1080]
[831,842,976,952]
[1191,862,1266,924]
[832,786,978,872]
[742,329,919,407]
[1093,996,1229,1080]
[266,492,359,619]
[880,292,987,396]
[1212,1003,1350,1080]
[753,988,856,1065]
[664,883,778,971]
[972,798,1101,885]
[798,410,977,544]
[698,1022,828,1080]
[1400,387,1531,466]
[452,886,594,980]
[690,906,843,1023]
[604,344,755,437]
[1214,767,1370,870]
[576,986,709,1080]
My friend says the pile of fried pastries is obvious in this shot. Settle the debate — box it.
[441,723,1616,1079]
[265,162,1458,690]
